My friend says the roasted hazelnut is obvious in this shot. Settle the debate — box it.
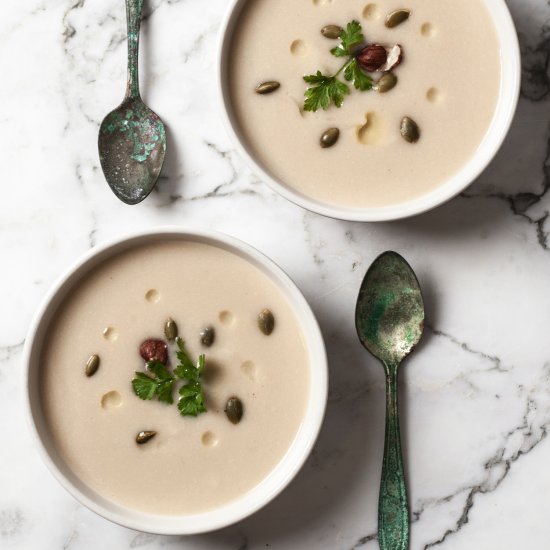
[356,44,388,73]
[139,339,168,364]
[380,44,404,72]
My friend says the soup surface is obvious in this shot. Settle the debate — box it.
[229,0,501,208]
[41,239,309,515]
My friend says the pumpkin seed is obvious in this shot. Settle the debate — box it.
[386,9,411,28]
[377,73,398,93]
[85,354,100,377]
[225,397,244,425]
[320,127,340,149]
[321,25,343,39]
[164,317,178,341]
[200,326,215,347]
[136,431,157,445]
[400,116,420,143]
[258,309,275,335]
[255,81,280,95]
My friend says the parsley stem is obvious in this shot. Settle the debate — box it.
[334,58,354,78]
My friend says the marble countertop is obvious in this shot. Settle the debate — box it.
[2,0,550,548]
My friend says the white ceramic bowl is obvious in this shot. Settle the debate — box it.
[23,228,327,535]
[217,0,521,222]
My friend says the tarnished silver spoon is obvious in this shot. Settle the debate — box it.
[355,251,425,550]
[98,0,166,205]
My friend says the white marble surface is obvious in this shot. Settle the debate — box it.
[1,0,550,548]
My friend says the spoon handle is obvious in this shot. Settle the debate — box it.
[378,363,409,550]
[125,0,144,99]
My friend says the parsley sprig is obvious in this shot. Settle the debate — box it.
[330,20,364,58]
[303,20,373,112]
[174,337,206,417]
[304,72,349,111]
[131,337,207,417]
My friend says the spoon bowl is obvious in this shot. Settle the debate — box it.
[355,251,425,550]
[356,251,424,365]
[99,97,166,205]
[98,0,166,205]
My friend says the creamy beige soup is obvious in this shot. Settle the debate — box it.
[229,0,501,208]
[40,239,309,515]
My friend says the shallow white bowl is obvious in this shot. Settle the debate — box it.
[217,0,521,222]
[23,228,327,535]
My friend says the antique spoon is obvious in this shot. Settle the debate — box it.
[98,0,166,205]
[355,251,425,550]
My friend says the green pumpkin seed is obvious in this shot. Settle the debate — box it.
[164,318,178,341]
[258,309,275,335]
[85,354,100,377]
[200,326,215,347]
[377,73,398,93]
[255,81,280,95]
[320,128,340,149]
[225,397,244,425]
[386,9,411,28]
[400,116,420,143]
[136,431,157,445]
[321,25,343,39]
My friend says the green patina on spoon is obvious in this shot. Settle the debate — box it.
[98,0,166,205]
[355,251,425,550]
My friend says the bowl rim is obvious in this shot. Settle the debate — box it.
[216,0,521,222]
[22,227,328,535]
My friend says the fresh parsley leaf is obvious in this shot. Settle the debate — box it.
[146,360,172,380]
[132,361,175,404]
[179,381,202,398]
[132,372,157,400]
[173,337,195,379]
[331,45,350,58]
[303,71,331,85]
[177,396,205,417]
[178,382,206,417]
[330,20,364,57]
[303,72,349,112]
[173,337,207,417]
[344,58,374,91]
[156,378,175,404]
